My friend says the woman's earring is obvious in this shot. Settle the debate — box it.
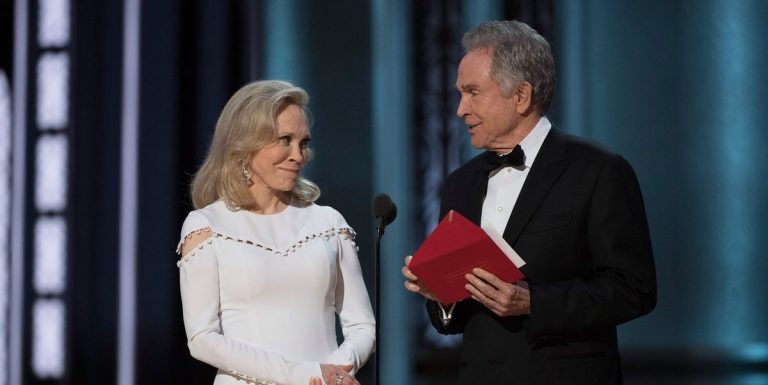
[240,163,254,186]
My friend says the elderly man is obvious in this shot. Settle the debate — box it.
[403,20,656,385]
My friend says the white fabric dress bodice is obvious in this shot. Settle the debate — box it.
[177,201,375,385]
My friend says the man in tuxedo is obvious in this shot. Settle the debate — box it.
[402,20,656,384]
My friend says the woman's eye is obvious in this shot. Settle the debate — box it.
[278,136,290,144]
[300,140,310,150]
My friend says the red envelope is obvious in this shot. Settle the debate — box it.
[409,210,526,304]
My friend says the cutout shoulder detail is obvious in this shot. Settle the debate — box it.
[178,228,213,256]
[176,226,357,268]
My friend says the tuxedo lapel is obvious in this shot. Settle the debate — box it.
[503,130,569,244]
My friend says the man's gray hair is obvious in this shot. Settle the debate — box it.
[462,20,556,113]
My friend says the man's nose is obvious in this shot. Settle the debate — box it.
[456,96,470,118]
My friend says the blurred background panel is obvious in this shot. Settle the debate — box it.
[1,0,767,384]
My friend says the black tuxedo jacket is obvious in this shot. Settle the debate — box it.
[426,129,656,385]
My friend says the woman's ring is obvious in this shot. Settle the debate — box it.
[335,374,344,385]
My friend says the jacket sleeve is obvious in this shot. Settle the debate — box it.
[526,153,657,337]
[424,173,483,335]
[425,299,482,334]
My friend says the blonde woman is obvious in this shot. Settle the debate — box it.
[177,80,374,385]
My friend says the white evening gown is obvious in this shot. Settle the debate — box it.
[177,200,375,385]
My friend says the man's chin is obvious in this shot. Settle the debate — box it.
[469,139,484,149]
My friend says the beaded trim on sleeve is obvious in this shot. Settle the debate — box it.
[176,227,357,267]
[225,369,275,385]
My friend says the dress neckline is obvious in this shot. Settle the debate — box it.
[241,202,296,218]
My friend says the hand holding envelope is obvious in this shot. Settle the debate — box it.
[402,255,440,302]
[406,210,526,305]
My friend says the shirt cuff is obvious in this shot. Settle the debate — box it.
[437,302,457,328]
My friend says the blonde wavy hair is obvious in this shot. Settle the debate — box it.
[190,80,321,210]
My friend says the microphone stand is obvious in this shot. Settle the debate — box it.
[371,193,395,385]
[373,220,383,385]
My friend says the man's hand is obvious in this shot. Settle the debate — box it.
[465,268,530,317]
[401,255,439,302]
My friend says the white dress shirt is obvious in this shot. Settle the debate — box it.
[481,116,552,233]
[438,116,551,324]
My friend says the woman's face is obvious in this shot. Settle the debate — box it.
[248,104,310,194]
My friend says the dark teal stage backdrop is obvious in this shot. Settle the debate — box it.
[263,0,768,381]
[4,1,768,384]
[556,0,768,361]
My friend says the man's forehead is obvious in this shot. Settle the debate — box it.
[456,53,493,89]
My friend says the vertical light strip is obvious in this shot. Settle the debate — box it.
[460,1,502,161]
[34,134,69,212]
[117,0,141,384]
[31,300,64,377]
[461,0,503,30]
[554,0,587,136]
[33,216,67,294]
[10,0,29,383]
[38,0,70,47]
[712,0,752,343]
[371,1,412,384]
[263,0,304,83]
[0,71,11,385]
[31,0,70,377]
[36,52,70,130]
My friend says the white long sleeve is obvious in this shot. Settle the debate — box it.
[179,242,322,385]
[325,218,376,373]
[177,201,375,385]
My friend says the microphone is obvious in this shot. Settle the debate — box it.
[371,193,397,385]
[372,193,397,235]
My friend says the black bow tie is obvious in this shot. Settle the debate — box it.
[482,145,525,172]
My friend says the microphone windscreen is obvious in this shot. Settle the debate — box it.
[372,193,397,226]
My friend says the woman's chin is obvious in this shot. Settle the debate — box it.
[279,181,297,192]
